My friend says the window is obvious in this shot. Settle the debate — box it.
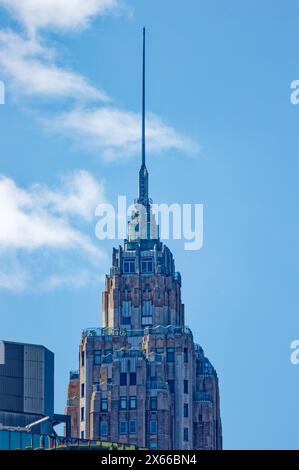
[150,363,156,380]
[94,350,101,365]
[81,431,84,439]
[100,421,108,437]
[129,396,137,410]
[129,420,136,434]
[120,372,127,386]
[120,397,127,410]
[167,347,175,362]
[150,397,157,411]
[184,347,188,363]
[130,372,136,385]
[168,380,175,393]
[149,420,157,434]
[184,403,189,418]
[141,258,153,273]
[103,349,112,364]
[81,383,85,398]
[122,300,131,325]
[184,380,188,394]
[81,407,84,421]
[141,316,153,326]
[184,427,189,442]
[101,398,108,412]
[142,300,153,326]
[119,421,127,435]
[155,347,164,354]
[81,351,84,367]
[124,260,135,274]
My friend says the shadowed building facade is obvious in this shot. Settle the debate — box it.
[0,340,54,434]
[66,29,222,450]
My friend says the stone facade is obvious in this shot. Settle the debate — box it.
[65,371,80,439]
[66,236,222,449]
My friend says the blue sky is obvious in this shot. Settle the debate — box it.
[0,0,299,449]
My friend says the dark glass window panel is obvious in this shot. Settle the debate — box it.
[119,421,127,434]
[130,372,137,385]
[129,420,136,434]
[120,372,127,386]
[150,397,157,410]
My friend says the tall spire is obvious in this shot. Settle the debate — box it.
[138,27,149,205]
[142,26,145,167]
[128,29,159,242]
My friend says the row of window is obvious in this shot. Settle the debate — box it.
[120,372,136,386]
[99,419,158,437]
[81,399,187,423]
[121,316,153,327]
[123,258,154,274]
[81,379,189,399]
[120,396,137,410]
[94,350,112,365]
[119,420,136,435]
[81,350,114,367]
[119,420,157,435]
[81,396,157,421]
[81,347,189,367]
[167,379,189,394]
[141,316,153,326]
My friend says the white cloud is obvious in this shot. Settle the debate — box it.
[38,270,104,292]
[0,171,106,291]
[0,31,108,101]
[0,0,200,161]
[0,171,104,253]
[31,170,106,222]
[46,107,200,160]
[0,256,28,291]
[0,0,121,35]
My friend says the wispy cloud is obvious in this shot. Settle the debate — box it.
[45,107,199,160]
[0,171,106,291]
[38,270,105,292]
[0,0,121,35]
[0,0,199,161]
[0,255,28,292]
[0,31,108,101]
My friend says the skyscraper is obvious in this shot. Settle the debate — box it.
[66,29,222,450]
